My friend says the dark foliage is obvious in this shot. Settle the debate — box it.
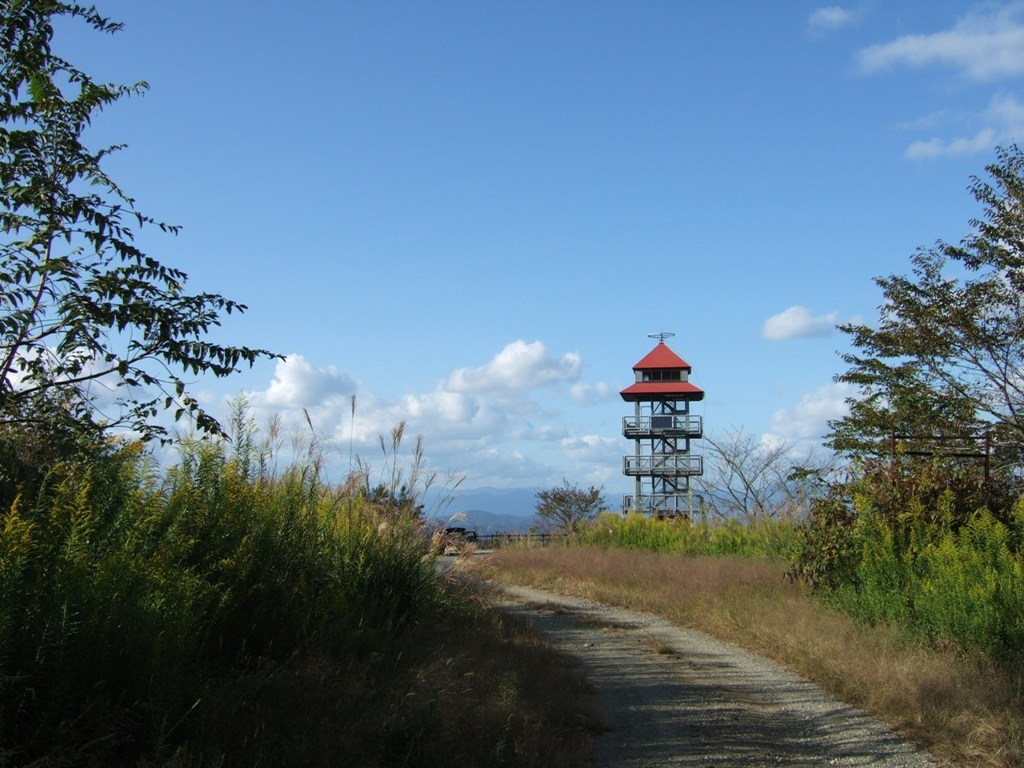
[0,0,278,445]
[829,145,1024,474]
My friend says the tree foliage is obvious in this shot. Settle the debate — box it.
[829,144,1024,476]
[535,479,606,534]
[0,1,277,444]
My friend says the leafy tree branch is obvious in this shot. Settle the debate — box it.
[829,144,1024,476]
[535,479,606,535]
[1,1,280,442]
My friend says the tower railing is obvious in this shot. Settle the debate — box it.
[623,454,703,476]
[623,493,704,514]
[622,415,702,438]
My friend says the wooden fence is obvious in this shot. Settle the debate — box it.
[473,532,563,548]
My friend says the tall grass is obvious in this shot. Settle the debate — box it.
[577,510,800,560]
[0,405,600,767]
[0,409,441,764]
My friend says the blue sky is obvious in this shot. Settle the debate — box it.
[54,2,1024,497]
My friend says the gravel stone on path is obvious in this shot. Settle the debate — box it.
[497,584,942,768]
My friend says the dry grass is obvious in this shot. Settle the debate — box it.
[169,572,601,768]
[487,546,1024,768]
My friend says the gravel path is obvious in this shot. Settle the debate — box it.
[496,584,941,768]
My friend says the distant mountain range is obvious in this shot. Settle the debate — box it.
[427,486,541,534]
[453,486,540,516]
[451,510,537,535]
[424,485,632,535]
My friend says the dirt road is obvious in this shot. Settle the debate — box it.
[497,585,941,768]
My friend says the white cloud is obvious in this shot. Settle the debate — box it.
[560,433,619,463]
[304,387,509,453]
[904,94,1024,159]
[855,6,1024,159]
[558,433,623,490]
[239,341,609,489]
[452,447,544,489]
[808,6,857,35]
[905,128,998,160]
[761,305,839,341]
[445,340,581,393]
[252,354,355,409]
[987,90,1024,124]
[569,380,615,404]
[857,4,1024,81]
[766,382,854,447]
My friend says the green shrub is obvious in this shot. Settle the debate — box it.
[577,511,799,560]
[910,508,1024,658]
[791,459,1024,661]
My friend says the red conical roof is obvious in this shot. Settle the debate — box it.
[620,341,704,402]
[632,342,691,372]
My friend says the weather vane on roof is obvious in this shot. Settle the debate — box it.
[648,331,675,343]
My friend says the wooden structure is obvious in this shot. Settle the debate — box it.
[890,430,992,482]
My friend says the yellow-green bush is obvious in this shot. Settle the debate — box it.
[0,429,440,765]
[799,460,1024,661]
[578,511,800,560]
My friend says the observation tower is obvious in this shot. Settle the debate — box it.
[620,333,704,516]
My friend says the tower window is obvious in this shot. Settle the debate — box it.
[641,369,683,382]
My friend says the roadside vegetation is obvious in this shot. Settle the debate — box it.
[578,507,800,560]
[0,407,599,767]
[495,144,1024,765]
[8,3,1024,767]
[0,5,602,765]
[490,507,1024,767]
